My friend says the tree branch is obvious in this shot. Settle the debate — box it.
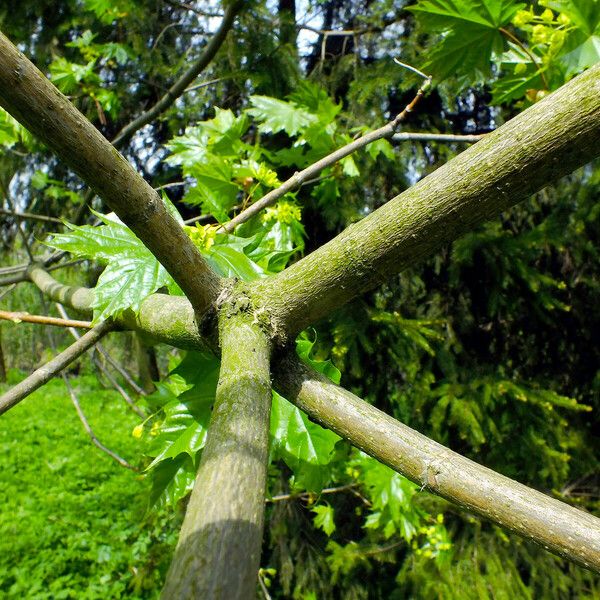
[0,207,63,224]
[273,352,600,573]
[25,269,600,572]
[253,63,600,338]
[111,0,244,148]
[162,311,272,599]
[0,310,92,329]
[0,32,223,317]
[392,132,485,144]
[219,77,431,233]
[0,319,113,415]
[62,374,139,470]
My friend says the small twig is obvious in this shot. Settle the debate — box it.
[2,186,35,262]
[219,69,431,233]
[267,483,370,505]
[0,310,92,329]
[0,258,86,286]
[0,208,63,224]
[56,304,148,402]
[0,319,113,415]
[154,181,186,191]
[184,76,227,93]
[392,132,485,144]
[111,1,243,147]
[257,571,272,600]
[62,374,139,471]
[0,283,16,301]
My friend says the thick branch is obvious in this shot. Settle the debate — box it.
[162,312,272,599]
[0,32,222,316]
[27,270,600,571]
[0,319,113,415]
[253,64,600,337]
[273,353,600,573]
[111,1,243,148]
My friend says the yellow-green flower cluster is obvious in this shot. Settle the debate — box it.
[412,514,452,558]
[184,223,218,251]
[262,200,302,225]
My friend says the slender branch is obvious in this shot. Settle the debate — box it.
[111,1,244,148]
[253,63,600,338]
[392,132,485,144]
[0,259,85,287]
[0,208,63,224]
[0,32,223,317]
[27,265,205,351]
[0,309,92,329]
[268,483,369,505]
[0,319,113,415]
[273,353,600,573]
[0,283,16,301]
[54,302,147,396]
[2,186,34,262]
[62,374,138,470]
[163,312,272,599]
[54,304,146,416]
[219,76,431,233]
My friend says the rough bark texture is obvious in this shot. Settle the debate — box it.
[162,312,272,599]
[255,63,600,337]
[274,353,600,573]
[0,32,222,316]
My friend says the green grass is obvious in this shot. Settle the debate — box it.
[0,370,181,599]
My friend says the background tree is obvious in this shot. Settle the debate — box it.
[1,0,599,598]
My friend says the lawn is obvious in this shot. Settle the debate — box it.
[0,370,180,599]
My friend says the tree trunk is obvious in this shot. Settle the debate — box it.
[162,311,272,598]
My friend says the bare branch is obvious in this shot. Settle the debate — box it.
[0,208,63,224]
[0,310,92,329]
[111,1,244,148]
[220,77,431,233]
[54,303,147,415]
[392,132,485,144]
[0,319,113,415]
[62,374,139,471]
[273,352,600,573]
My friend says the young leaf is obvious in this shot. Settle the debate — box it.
[312,504,337,536]
[248,95,317,136]
[45,211,172,321]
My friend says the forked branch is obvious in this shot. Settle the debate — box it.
[220,74,431,233]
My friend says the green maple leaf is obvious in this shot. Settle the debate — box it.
[409,0,525,82]
[46,211,173,321]
[248,95,317,136]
